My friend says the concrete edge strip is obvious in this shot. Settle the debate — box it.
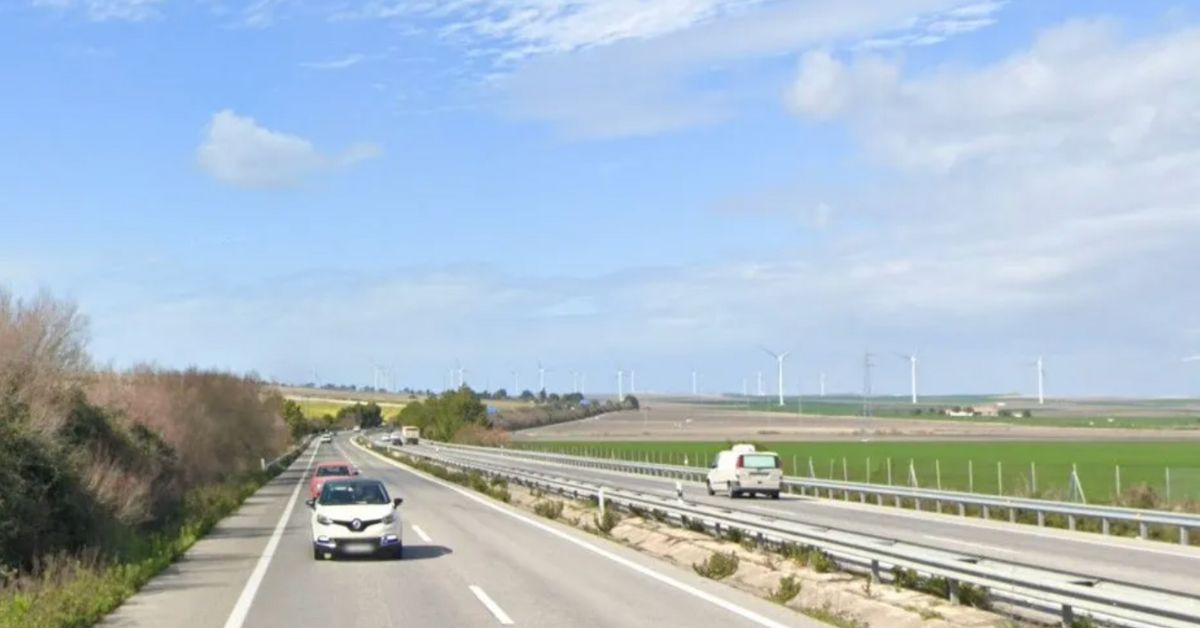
[222,443,319,628]
[351,440,792,628]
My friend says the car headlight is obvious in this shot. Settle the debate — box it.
[382,513,396,524]
[316,514,332,525]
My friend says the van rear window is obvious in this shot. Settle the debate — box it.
[741,454,778,469]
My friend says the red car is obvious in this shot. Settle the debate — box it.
[310,461,357,498]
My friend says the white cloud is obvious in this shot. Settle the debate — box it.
[486,0,1000,138]
[195,110,381,188]
[300,54,366,70]
[32,0,163,21]
[774,18,1200,320]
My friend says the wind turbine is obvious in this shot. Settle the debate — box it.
[538,361,547,392]
[691,369,698,396]
[1035,356,1045,405]
[512,370,520,393]
[1185,355,1200,363]
[756,371,764,396]
[897,353,918,404]
[759,347,790,407]
[630,369,636,395]
[617,368,625,401]
[819,371,826,397]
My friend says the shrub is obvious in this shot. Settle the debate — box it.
[594,510,620,535]
[533,501,564,520]
[769,575,802,604]
[693,551,739,580]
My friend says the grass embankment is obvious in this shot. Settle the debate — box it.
[514,440,1200,505]
[0,443,306,628]
[0,289,301,628]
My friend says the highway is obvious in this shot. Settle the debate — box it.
[103,435,817,628]
[422,443,1200,599]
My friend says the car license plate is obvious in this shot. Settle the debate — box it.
[342,543,374,554]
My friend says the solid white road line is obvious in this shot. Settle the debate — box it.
[469,585,515,625]
[352,441,791,628]
[412,524,433,543]
[222,443,318,628]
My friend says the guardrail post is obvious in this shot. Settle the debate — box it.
[599,487,606,517]
[1068,515,1077,531]
[260,457,266,471]
[982,505,989,520]
[1102,518,1110,535]
[947,579,960,604]
[1037,511,1045,527]
[957,502,965,517]
[870,559,881,583]
[1008,508,1015,523]
[859,491,866,504]
[1138,521,1147,539]
[1061,604,1074,627]
[1181,527,1189,545]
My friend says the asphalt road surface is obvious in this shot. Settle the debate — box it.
[424,444,1200,598]
[103,436,818,628]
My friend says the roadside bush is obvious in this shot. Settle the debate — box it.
[693,551,739,580]
[533,500,564,520]
[594,510,620,535]
[88,368,287,486]
[769,575,802,604]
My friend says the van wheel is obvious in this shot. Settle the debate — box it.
[705,481,715,496]
[770,491,781,500]
[729,483,740,498]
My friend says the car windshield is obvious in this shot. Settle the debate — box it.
[319,482,389,505]
[316,465,351,477]
[741,455,778,469]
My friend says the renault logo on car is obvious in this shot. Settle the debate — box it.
[351,518,363,531]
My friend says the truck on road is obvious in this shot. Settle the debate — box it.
[400,425,420,445]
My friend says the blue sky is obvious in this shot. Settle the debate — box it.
[3,0,1200,397]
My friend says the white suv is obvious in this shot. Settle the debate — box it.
[307,478,404,559]
[705,444,782,499]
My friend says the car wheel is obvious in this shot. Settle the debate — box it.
[729,483,740,498]
[771,491,781,500]
[391,543,404,560]
[313,548,325,560]
[705,481,715,496]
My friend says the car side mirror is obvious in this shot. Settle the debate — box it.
[305,498,316,510]
[353,469,360,476]
[392,497,404,508]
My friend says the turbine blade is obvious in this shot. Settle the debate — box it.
[1184,355,1200,362]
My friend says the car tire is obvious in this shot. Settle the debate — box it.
[729,483,740,498]
[771,491,781,500]
[313,548,325,560]
[705,481,715,496]
[391,543,404,560]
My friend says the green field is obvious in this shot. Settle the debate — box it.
[513,440,1200,505]
[701,397,1200,429]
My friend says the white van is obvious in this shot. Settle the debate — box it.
[705,444,782,499]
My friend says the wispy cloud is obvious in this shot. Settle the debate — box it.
[32,0,164,22]
[300,53,366,70]
[195,110,381,188]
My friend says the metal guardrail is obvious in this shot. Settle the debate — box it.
[430,442,1200,545]
[260,435,314,473]
[372,441,1200,628]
